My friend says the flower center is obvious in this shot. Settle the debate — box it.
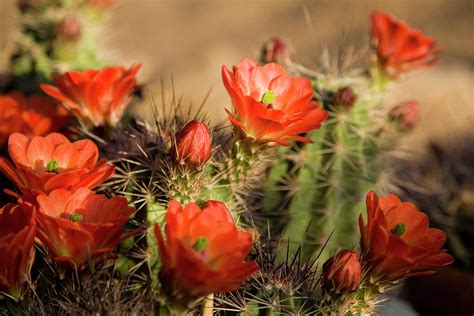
[47,160,59,173]
[261,90,276,107]
[70,214,84,222]
[193,236,208,252]
[391,223,406,236]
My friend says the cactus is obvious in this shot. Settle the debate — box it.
[266,71,390,261]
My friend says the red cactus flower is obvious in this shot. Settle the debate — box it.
[222,58,328,146]
[0,92,68,147]
[359,191,454,282]
[40,64,140,127]
[0,133,114,200]
[371,10,440,77]
[155,200,259,304]
[323,250,362,293]
[35,188,135,267]
[390,100,420,131]
[170,120,212,170]
[0,202,36,300]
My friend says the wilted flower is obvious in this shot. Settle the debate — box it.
[0,202,36,300]
[0,92,68,147]
[371,10,440,77]
[155,200,259,305]
[40,65,140,127]
[390,100,420,131]
[0,133,114,200]
[323,250,362,294]
[359,191,454,282]
[334,86,357,108]
[35,188,135,267]
[222,58,327,146]
[261,36,293,66]
[170,121,211,170]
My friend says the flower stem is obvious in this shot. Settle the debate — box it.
[200,293,214,316]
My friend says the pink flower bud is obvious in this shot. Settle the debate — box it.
[262,36,293,65]
[57,16,82,41]
[390,100,420,131]
[334,86,357,108]
[170,121,211,170]
[323,250,362,293]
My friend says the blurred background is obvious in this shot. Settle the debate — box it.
[1,0,473,314]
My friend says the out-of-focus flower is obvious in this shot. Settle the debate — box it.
[222,58,327,146]
[35,188,135,267]
[40,65,140,127]
[334,86,357,108]
[170,121,211,170]
[0,202,36,300]
[88,0,116,8]
[389,100,420,131]
[0,133,114,200]
[323,250,362,293]
[359,191,454,282]
[0,92,68,147]
[0,94,22,147]
[57,16,82,41]
[155,200,259,304]
[261,36,293,66]
[371,10,440,77]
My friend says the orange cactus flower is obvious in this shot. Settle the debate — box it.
[40,64,140,127]
[371,10,440,77]
[0,202,36,300]
[0,92,68,147]
[154,200,259,304]
[0,133,114,200]
[222,58,327,146]
[35,188,135,267]
[359,191,454,282]
[323,250,362,294]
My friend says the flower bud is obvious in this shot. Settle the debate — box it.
[170,121,211,170]
[334,86,357,108]
[389,100,420,131]
[57,16,82,41]
[261,36,293,65]
[323,250,361,294]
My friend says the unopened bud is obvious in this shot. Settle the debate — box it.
[389,100,420,131]
[170,121,212,170]
[334,86,357,108]
[261,36,293,66]
[323,250,362,294]
[57,16,82,41]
